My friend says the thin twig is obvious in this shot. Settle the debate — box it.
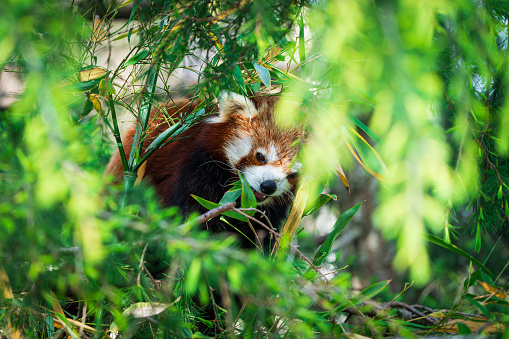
[208,286,225,332]
[388,301,436,325]
[79,303,87,337]
[141,263,159,288]
[137,243,148,287]
[196,202,236,224]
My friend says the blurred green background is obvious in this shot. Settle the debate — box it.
[0,0,508,337]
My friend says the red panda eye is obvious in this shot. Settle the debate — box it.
[287,173,298,179]
[256,152,266,164]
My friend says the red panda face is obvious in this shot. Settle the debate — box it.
[207,92,303,206]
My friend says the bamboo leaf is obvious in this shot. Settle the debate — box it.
[303,193,336,216]
[338,126,386,182]
[89,94,102,114]
[53,313,81,339]
[464,295,494,321]
[477,280,506,299]
[72,71,110,92]
[344,125,388,174]
[311,201,363,267]
[253,62,271,89]
[456,321,473,335]
[185,258,202,294]
[348,114,384,146]
[79,67,107,82]
[124,49,150,68]
[233,65,247,95]
[0,266,13,299]
[334,162,350,194]
[122,302,171,318]
[425,234,493,278]
[260,46,282,64]
[191,195,247,221]
[145,123,182,152]
[239,172,257,212]
[335,280,391,312]
[219,187,242,205]
[280,183,309,239]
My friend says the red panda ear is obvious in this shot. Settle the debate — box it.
[209,92,258,123]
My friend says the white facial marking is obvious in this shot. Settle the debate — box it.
[267,145,279,162]
[291,161,303,174]
[242,165,291,199]
[224,135,253,167]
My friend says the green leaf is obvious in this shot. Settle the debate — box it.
[99,77,115,96]
[185,258,201,294]
[80,97,94,119]
[474,222,481,252]
[303,193,337,216]
[253,62,271,89]
[45,315,55,338]
[233,65,247,95]
[349,114,384,146]
[335,280,390,312]
[456,322,472,335]
[464,295,494,321]
[71,71,110,92]
[145,123,182,152]
[219,188,242,205]
[127,0,142,26]
[425,234,493,278]
[311,201,363,267]
[238,172,256,214]
[191,195,247,221]
[146,107,206,152]
[124,49,150,68]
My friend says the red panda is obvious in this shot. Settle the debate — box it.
[106,92,303,248]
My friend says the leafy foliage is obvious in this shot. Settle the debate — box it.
[1,0,508,338]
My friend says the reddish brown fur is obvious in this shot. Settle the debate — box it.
[107,95,300,203]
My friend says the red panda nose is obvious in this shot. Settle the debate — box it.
[260,180,277,195]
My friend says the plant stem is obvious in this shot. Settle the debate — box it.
[107,98,129,172]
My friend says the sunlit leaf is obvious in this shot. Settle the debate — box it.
[0,266,13,299]
[79,67,107,82]
[339,126,385,182]
[53,313,81,339]
[185,258,202,294]
[280,182,309,241]
[134,160,147,186]
[334,162,350,194]
[208,32,225,56]
[93,15,106,42]
[477,280,507,299]
[89,94,102,114]
[260,46,282,64]
[122,302,171,318]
